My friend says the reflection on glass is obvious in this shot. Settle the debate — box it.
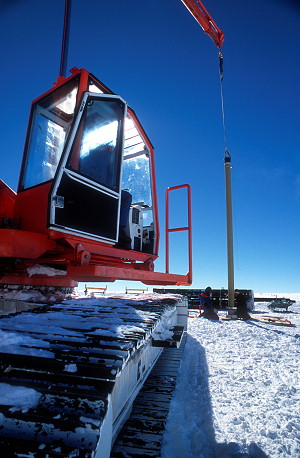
[122,152,154,251]
[124,115,145,157]
[76,100,123,190]
[80,120,118,156]
[21,79,78,189]
[88,82,104,94]
[23,115,66,188]
[122,155,152,207]
[56,86,78,115]
[142,208,153,227]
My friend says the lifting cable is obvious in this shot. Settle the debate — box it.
[218,47,235,311]
[218,51,231,159]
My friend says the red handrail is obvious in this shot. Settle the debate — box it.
[165,184,192,284]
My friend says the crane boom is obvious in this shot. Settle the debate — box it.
[180,0,224,48]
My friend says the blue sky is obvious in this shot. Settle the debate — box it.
[0,0,299,293]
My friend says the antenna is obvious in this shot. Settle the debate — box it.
[59,0,72,78]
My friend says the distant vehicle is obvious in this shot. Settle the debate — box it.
[154,288,255,311]
[268,298,294,312]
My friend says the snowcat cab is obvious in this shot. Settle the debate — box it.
[0,68,192,289]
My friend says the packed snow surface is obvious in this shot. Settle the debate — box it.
[161,302,300,457]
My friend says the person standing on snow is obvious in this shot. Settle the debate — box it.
[199,286,219,320]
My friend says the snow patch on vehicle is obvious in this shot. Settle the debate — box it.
[0,383,41,412]
[27,264,67,277]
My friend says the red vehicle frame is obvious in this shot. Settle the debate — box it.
[0,68,192,287]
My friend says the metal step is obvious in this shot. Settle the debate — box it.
[152,325,185,348]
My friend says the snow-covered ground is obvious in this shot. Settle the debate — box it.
[161,302,300,458]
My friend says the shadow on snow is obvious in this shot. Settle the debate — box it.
[161,334,268,458]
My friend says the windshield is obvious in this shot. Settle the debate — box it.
[68,97,125,192]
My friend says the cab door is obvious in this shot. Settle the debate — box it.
[50,93,127,243]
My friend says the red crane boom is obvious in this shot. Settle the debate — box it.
[180,0,224,48]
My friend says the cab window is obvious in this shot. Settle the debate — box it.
[20,79,78,190]
[68,98,125,192]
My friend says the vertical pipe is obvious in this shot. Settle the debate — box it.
[187,184,193,284]
[165,188,170,274]
[224,155,236,317]
[59,0,72,78]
